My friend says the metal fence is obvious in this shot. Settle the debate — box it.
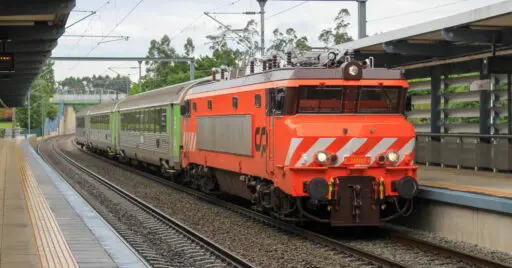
[415,133,512,172]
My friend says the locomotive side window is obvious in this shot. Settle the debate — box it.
[255,94,261,108]
[232,97,238,109]
[208,100,212,110]
[266,88,285,115]
[193,102,197,112]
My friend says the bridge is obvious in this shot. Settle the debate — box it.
[50,93,127,105]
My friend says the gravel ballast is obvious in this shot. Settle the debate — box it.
[46,135,512,267]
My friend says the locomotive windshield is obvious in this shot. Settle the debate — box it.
[288,86,407,114]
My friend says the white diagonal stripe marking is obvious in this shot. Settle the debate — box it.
[336,138,367,166]
[398,138,415,165]
[284,138,303,166]
[295,138,335,167]
[366,138,397,164]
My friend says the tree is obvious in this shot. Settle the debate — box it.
[318,8,353,46]
[267,28,311,56]
[145,35,178,77]
[184,37,195,56]
[15,60,58,130]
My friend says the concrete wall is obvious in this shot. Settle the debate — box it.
[399,199,512,253]
[57,105,75,135]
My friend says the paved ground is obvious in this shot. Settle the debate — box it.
[0,140,39,267]
[419,166,512,198]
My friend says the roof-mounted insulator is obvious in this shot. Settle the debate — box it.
[212,68,217,81]
[286,52,292,66]
[250,60,255,74]
[220,69,225,80]
[262,60,267,71]
[267,59,272,70]
[272,55,277,69]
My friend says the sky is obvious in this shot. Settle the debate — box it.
[53,0,506,82]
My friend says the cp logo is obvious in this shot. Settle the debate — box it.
[254,127,268,157]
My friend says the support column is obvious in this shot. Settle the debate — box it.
[508,74,511,136]
[480,90,491,135]
[189,60,195,81]
[357,0,367,39]
[137,60,142,92]
[257,0,267,57]
[430,66,442,133]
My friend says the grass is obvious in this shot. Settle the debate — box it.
[0,121,13,128]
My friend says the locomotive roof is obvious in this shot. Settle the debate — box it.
[115,78,211,111]
[188,67,405,96]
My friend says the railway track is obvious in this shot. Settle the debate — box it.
[67,136,512,268]
[42,138,254,268]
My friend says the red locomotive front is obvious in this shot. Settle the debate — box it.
[180,57,418,226]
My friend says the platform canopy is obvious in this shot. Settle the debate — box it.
[332,0,512,79]
[0,0,74,107]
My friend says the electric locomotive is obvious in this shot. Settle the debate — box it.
[180,53,418,226]
[76,51,419,226]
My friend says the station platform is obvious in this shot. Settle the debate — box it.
[0,138,147,268]
[418,166,512,214]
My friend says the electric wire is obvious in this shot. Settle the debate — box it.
[267,1,309,20]
[70,0,145,70]
[169,0,242,41]
[368,0,471,22]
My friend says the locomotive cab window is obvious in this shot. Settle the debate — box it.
[290,86,406,114]
[181,100,191,117]
[207,100,212,111]
[193,102,197,112]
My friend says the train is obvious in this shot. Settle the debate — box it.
[75,53,419,226]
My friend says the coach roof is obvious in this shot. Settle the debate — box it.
[115,78,211,111]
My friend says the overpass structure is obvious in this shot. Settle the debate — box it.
[50,93,127,105]
[0,1,74,107]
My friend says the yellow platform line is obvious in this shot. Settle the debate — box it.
[421,181,512,199]
[16,142,78,268]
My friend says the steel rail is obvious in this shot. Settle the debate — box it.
[70,139,405,268]
[71,137,512,268]
[388,232,512,268]
[50,141,254,268]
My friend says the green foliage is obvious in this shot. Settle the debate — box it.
[318,9,353,46]
[267,28,311,56]
[15,61,58,129]
[59,74,130,95]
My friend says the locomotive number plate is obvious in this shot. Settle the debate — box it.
[344,156,371,165]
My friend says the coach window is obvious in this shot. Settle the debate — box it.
[232,97,238,109]
[255,94,261,108]
[146,110,151,132]
[207,100,212,111]
[159,108,166,133]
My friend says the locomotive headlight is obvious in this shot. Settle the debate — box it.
[315,151,329,165]
[327,52,337,61]
[348,65,359,76]
[386,150,399,164]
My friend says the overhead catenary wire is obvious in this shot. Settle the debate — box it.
[267,1,309,20]
[368,0,471,22]
[169,0,242,41]
[70,0,145,70]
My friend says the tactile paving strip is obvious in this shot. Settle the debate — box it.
[16,141,78,268]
